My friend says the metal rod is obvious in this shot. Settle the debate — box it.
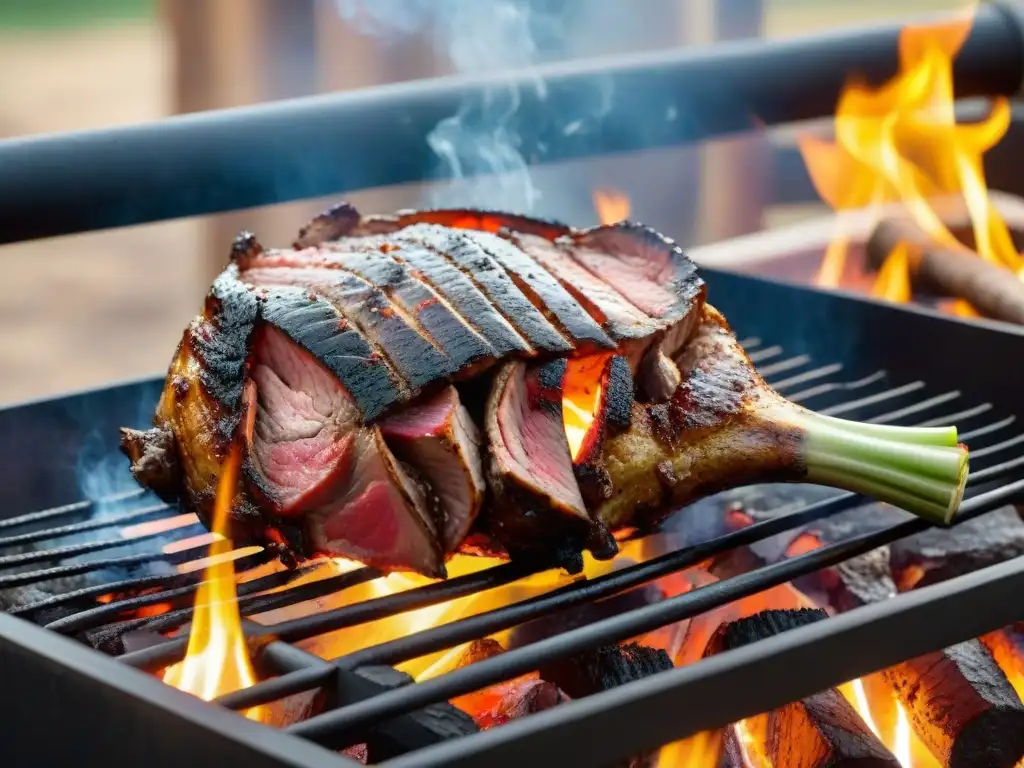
[0,4,1020,243]
[0,503,170,549]
[383,539,1024,768]
[0,522,203,569]
[0,489,146,531]
[286,482,1023,749]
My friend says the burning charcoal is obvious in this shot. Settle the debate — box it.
[889,506,1024,591]
[883,640,1024,768]
[784,534,896,613]
[982,625,1024,693]
[705,609,900,768]
[539,642,673,699]
[867,216,1024,324]
[341,744,368,764]
[466,678,569,731]
[452,638,506,667]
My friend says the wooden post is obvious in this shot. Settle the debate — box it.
[701,0,771,243]
[159,0,318,289]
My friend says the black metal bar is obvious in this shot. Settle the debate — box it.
[0,613,352,768]
[44,559,331,634]
[0,522,204,569]
[0,503,171,549]
[382,547,1024,768]
[0,489,146,531]
[0,4,1020,243]
[119,560,541,672]
[285,482,1023,749]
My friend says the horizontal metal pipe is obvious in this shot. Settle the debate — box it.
[0,4,1021,244]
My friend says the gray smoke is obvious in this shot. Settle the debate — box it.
[334,0,613,213]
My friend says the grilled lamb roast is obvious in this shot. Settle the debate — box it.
[121,203,969,577]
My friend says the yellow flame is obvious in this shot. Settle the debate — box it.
[593,188,631,225]
[162,446,267,721]
[800,3,1022,303]
[894,702,913,768]
[655,730,722,768]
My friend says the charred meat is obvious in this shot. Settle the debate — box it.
[123,203,969,576]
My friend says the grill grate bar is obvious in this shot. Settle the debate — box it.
[0,503,171,550]
[0,488,147,531]
[864,390,962,425]
[753,354,811,378]
[283,481,1024,749]
[819,380,925,416]
[746,345,783,363]
[44,558,336,634]
[0,538,263,589]
[783,370,888,403]
[765,362,843,393]
[916,402,993,428]
[0,521,204,569]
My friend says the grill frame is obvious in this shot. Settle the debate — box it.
[4,267,1024,766]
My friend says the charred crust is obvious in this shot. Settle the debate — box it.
[294,201,361,248]
[230,231,263,264]
[534,358,567,393]
[119,425,181,502]
[575,462,614,508]
[604,356,633,432]
[241,454,284,514]
[192,268,259,409]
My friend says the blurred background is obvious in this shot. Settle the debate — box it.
[0,0,964,406]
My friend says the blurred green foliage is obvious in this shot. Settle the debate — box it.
[0,0,154,29]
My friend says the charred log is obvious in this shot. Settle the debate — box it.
[889,506,1024,591]
[867,217,1024,324]
[706,609,900,768]
[539,642,673,699]
[883,639,1024,768]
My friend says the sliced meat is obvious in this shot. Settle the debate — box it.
[459,229,614,352]
[322,250,496,375]
[257,285,403,421]
[245,266,457,395]
[564,354,633,507]
[380,386,486,554]
[244,325,359,515]
[485,359,616,565]
[304,425,444,577]
[396,224,573,354]
[294,201,361,248]
[569,222,702,321]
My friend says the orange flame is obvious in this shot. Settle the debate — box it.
[162,445,267,721]
[800,3,1021,306]
[593,188,631,225]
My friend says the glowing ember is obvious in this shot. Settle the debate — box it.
[162,445,266,721]
[592,188,631,225]
[801,3,1021,304]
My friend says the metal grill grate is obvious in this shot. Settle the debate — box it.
[4,333,1023,765]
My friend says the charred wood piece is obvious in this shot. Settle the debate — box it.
[539,642,673,699]
[889,506,1024,591]
[706,609,900,768]
[867,217,1024,325]
[883,639,1024,768]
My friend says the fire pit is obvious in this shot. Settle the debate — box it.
[4,5,1024,768]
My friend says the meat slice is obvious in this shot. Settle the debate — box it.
[348,207,573,241]
[321,250,495,375]
[569,222,702,323]
[305,426,444,576]
[380,386,486,554]
[394,224,573,354]
[458,229,614,352]
[244,266,457,394]
[244,325,358,515]
[485,359,616,565]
